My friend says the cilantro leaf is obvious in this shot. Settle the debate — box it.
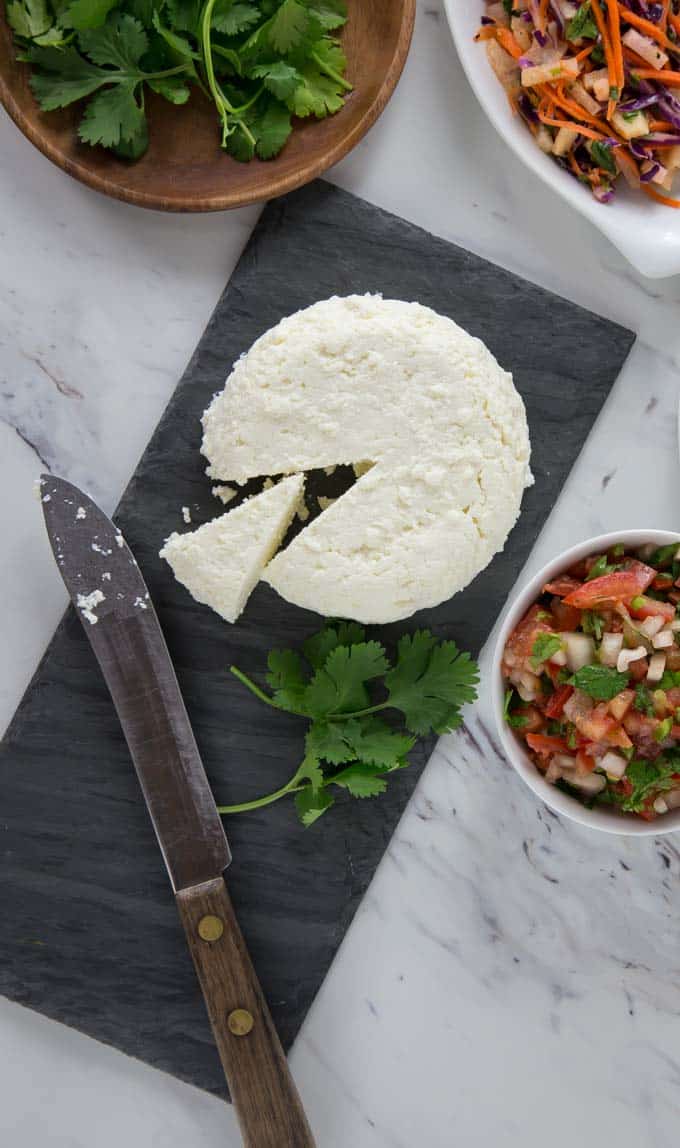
[60,0,119,31]
[268,0,309,52]
[27,47,109,109]
[307,0,347,30]
[164,0,201,34]
[570,664,630,700]
[385,631,479,735]
[77,81,146,148]
[295,784,334,826]
[78,13,148,68]
[250,59,301,99]
[286,60,344,117]
[254,99,292,158]
[304,641,389,716]
[620,758,677,812]
[305,719,360,765]
[591,140,617,175]
[582,610,605,641]
[148,74,192,104]
[567,2,598,41]
[303,622,366,669]
[266,647,308,710]
[585,554,616,581]
[529,632,562,670]
[212,0,261,34]
[6,0,52,38]
[634,683,655,716]
[330,764,388,798]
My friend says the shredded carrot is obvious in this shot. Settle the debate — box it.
[649,119,675,131]
[630,67,680,84]
[669,10,680,36]
[606,0,625,95]
[538,0,550,33]
[590,0,618,115]
[575,43,595,63]
[642,183,680,205]
[617,4,676,52]
[474,26,498,41]
[537,109,607,140]
[546,82,622,135]
[495,26,525,59]
[661,0,671,32]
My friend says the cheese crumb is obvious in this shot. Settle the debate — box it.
[76,507,87,520]
[182,506,192,524]
[317,496,336,511]
[212,484,237,505]
[76,589,105,625]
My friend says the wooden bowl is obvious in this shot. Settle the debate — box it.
[0,1,414,212]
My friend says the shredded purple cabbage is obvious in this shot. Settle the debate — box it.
[640,162,661,181]
[593,184,615,202]
[534,27,549,46]
[618,93,660,112]
[519,94,541,123]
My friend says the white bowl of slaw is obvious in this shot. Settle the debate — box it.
[444,0,680,278]
[492,529,680,834]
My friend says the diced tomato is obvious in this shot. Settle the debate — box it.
[628,657,649,682]
[567,559,588,580]
[606,724,633,750]
[653,573,674,590]
[550,597,582,631]
[639,809,657,821]
[543,576,582,598]
[544,684,574,719]
[608,689,634,722]
[562,561,656,609]
[575,750,596,774]
[672,726,680,739]
[503,605,554,669]
[666,687,680,708]
[629,595,675,622]
[665,647,680,670]
[526,733,569,756]
[542,661,563,686]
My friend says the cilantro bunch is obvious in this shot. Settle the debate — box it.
[6,0,351,160]
[219,621,480,826]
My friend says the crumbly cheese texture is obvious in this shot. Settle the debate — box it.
[202,295,531,624]
[159,475,304,624]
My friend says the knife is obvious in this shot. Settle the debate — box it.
[41,475,315,1148]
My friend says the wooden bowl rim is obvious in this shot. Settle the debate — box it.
[0,1,415,213]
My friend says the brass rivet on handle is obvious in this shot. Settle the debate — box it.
[197,914,224,943]
[228,1009,254,1037]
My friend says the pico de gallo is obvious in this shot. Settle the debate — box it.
[502,541,680,819]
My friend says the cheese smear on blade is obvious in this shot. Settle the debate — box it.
[159,475,304,624]
[201,295,532,624]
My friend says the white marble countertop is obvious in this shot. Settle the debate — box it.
[3,3,680,1145]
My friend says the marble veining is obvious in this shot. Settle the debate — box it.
[2,1,680,1146]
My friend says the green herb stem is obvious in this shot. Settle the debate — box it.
[229,665,292,710]
[217,757,311,814]
[310,50,353,91]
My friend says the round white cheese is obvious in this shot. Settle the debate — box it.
[202,295,531,624]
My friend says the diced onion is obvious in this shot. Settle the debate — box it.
[600,751,628,780]
[560,768,606,795]
[600,632,624,667]
[617,646,647,673]
[647,652,667,683]
[563,632,596,671]
[653,629,674,649]
[654,796,669,814]
[640,616,665,638]
[549,649,568,666]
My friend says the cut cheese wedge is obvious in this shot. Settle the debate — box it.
[201,295,532,624]
[159,475,304,624]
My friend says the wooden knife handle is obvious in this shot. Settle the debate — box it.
[176,876,316,1148]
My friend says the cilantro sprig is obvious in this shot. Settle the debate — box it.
[6,0,351,161]
[219,621,479,826]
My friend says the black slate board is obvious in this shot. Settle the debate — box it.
[0,182,634,1097]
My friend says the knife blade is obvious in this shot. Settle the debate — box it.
[41,475,315,1148]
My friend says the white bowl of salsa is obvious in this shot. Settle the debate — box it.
[493,530,680,834]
